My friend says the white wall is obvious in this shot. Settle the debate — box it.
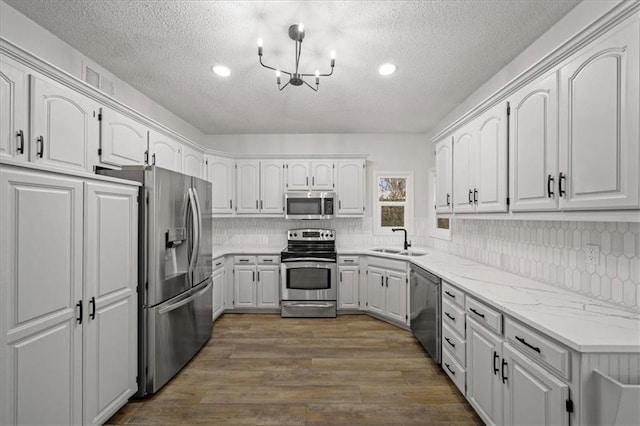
[0,0,205,144]
[427,0,622,139]
[203,133,433,218]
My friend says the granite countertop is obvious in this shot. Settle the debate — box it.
[213,244,640,353]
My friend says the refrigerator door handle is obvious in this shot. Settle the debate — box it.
[157,281,212,315]
[187,188,199,285]
[192,186,203,267]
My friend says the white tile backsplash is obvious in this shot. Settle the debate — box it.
[429,219,640,312]
[213,216,639,311]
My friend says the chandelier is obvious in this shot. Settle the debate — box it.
[258,23,335,91]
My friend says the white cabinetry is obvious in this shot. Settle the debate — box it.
[366,257,408,325]
[0,54,28,162]
[98,106,149,167]
[236,159,284,215]
[205,155,235,214]
[338,256,359,309]
[509,72,559,211]
[212,258,226,320]
[233,256,280,309]
[434,136,453,213]
[31,74,99,173]
[452,124,475,213]
[181,144,204,179]
[557,14,640,210]
[149,130,181,172]
[336,159,365,216]
[286,160,335,191]
[0,166,138,426]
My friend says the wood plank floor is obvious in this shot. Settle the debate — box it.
[107,314,482,425]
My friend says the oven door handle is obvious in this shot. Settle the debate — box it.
[284,302,335,308]
[282,257,336,263]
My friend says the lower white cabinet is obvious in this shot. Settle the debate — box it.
[233,256,280,309]
[338,256,360,309]
[366,258,408,325]
[502,342,569,426]
[0,166,138,426]
[212,258,226,320]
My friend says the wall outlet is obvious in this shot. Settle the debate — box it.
[585,244,600,265]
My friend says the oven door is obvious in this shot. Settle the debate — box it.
[281,260,337,301]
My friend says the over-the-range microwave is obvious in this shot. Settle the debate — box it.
[285,191,335,219]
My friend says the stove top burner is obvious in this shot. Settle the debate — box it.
[281,228,336,262]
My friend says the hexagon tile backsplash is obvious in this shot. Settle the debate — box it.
[430,220,640,312]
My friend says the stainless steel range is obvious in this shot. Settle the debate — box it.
[280,228,337,318]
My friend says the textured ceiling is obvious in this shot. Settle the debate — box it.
[4,0,580,134]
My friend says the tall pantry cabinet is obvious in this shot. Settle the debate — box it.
[0,165,138,425]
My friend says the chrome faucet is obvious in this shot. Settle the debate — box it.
[392,228,411,250]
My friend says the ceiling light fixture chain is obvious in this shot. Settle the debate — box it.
[258,23,335,91]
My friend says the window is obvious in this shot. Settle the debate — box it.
[373,171,414,235]
[428,168,451,240]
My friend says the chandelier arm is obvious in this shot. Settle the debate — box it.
[278,81,291,91]
[300,66,334,78]
[302,79,319,91]
[259,57,293,76]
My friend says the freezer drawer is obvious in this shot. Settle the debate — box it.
[144,279,212,395]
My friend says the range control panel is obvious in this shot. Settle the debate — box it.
[287,228,335,241]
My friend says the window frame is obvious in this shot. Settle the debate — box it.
[372,170,414,236]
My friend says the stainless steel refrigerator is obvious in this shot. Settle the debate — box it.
[98,166,212,396]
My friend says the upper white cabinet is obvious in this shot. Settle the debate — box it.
[557,14,639,210]
[236,159,284,215]
[336,159,365,216]
[435,136,453,213]
[149,130,182,172]
[31,74,99,173]
[205,155,235,214]
[451,103,508,214]
[0,54,29,162]
[509,72,559,212]
[182,144,204,179]
[98,106,149,167]
[286,160,335,191]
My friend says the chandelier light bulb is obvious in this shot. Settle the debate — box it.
[315,70,320,85]
[330,50,336,67]
[275,69,281,85]
[257,38,263,56]
[299,23,304,33]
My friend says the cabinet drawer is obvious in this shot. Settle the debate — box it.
[338,255,359,265]
[442,322,466,367]
[465,297,502,335]
[257,255,279,264]
[234,255,256,265]
[442,298,466,338]
[368,256,406,272]
[442,281,464,309]
[505,319,570,380]
[442,349,466,396]
[213,257,225,270]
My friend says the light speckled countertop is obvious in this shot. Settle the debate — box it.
[213,245,640,353]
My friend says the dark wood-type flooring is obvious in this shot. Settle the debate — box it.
[107,314,482,425]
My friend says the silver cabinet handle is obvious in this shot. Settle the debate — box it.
[36,136,44,158]
[16,130,24,154]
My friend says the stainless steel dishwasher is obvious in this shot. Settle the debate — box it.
[409,265,441,363]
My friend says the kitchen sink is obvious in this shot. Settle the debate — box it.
[370,248,427,257]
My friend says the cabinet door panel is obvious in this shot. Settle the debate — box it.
[286,161,310,191]
[99,107,148,167]
[311,160,334,190]
[366,267,385,315]
[206,156,234,214]
[234,266,255,307]
[510,73,559,211]
[1,168,83,426]
[212,268,225,319]
[338,266,359,309]
[0,54,29,162]
[452,129,474,213]
[236,160,260,213]
[182,144,204,179]
[435,138,453,213]
[31,75,97,172]
[476,103,508,213]
[150,131,182,172]
[83,182,138,425]
[260,160,284,214]
[385,271,407,324]
[559,16,640,209]
[257,266,280,308]
[503,343,568,426]
[337,160,365,216]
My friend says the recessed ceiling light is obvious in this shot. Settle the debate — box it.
[378,63,397,76]
[212,65,231,77]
